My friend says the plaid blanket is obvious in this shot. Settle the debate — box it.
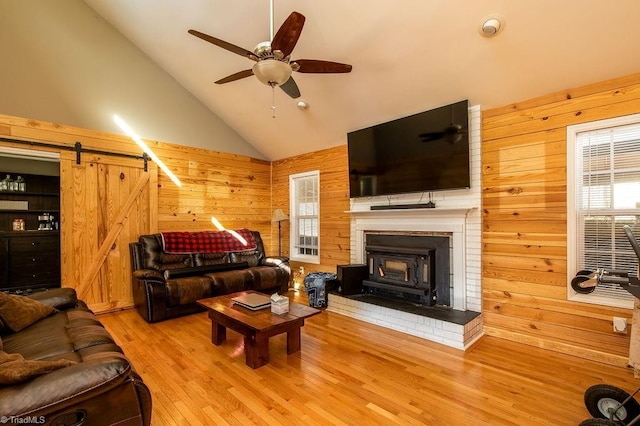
[161,229,257,254]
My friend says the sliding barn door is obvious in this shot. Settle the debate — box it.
[60,151,158,313]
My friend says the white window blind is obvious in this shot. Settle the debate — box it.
[289,171,320,263]
[575,122,640,303]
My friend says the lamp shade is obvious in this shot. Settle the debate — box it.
[271,208,289,223]
[252,60,292,86]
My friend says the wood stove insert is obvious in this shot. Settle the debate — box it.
[363,233,450,306]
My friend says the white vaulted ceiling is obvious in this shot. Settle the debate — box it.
[83,0,640,160]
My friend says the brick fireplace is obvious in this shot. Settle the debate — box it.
[328,207,483,349]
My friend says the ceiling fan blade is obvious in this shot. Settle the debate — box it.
[215,69,254,84]
[279,77,301,99]
[188,29,257,61]
[293,59,352,74]
[271,12,305,57]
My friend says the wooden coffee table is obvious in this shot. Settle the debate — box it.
[197,291,320,368]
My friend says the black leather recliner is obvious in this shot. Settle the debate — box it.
[0,288,152,424]
[129,230,290,322]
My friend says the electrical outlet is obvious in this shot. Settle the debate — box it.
[299,266,305,275]
[613,317,628,334]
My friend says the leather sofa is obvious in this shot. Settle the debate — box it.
[129,230,290,322]
[0,288,151,424]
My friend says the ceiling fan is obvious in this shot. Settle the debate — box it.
[188,2,352,99]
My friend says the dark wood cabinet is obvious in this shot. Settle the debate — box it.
[0,172,61,291]
[0,231,60,290]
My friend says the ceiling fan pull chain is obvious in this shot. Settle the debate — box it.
[271,84,277,118]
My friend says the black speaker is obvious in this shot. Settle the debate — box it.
[336,264,368,295]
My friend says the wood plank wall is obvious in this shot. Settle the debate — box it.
[271,145,351,279]
[482,72,640,366]
[0,114,272,311]
[149,143,272,237]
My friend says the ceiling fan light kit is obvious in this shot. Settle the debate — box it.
[252,59,292,86]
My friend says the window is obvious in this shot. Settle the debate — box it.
[289,170,320,263]
[567,114,640,308]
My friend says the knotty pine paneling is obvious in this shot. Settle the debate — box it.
[271,145,351,276]
[0,114,272,236]
[0,114,273,312]
[482,71,640,366]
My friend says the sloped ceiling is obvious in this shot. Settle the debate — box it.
[86,1,640,160]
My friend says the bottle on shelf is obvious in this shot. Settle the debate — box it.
[8,175,18,191]
[1,174,12,191]
[12,218,25,231]
[15,175,26,192]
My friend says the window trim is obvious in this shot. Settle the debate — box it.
[567,113,640,309]
[289,170,320,264]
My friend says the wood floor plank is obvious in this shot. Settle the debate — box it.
[98,292,639,425]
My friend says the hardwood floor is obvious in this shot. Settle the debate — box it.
[98,292,637,425]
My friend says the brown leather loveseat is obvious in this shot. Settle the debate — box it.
[0,288,151,424]
[129,229,290,322]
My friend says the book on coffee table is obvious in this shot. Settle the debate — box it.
[231,293,272,311]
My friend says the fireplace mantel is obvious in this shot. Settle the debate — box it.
[347,207,477,218]
[348,205,479,311]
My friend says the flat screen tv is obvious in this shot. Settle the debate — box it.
[347,100,470,198]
